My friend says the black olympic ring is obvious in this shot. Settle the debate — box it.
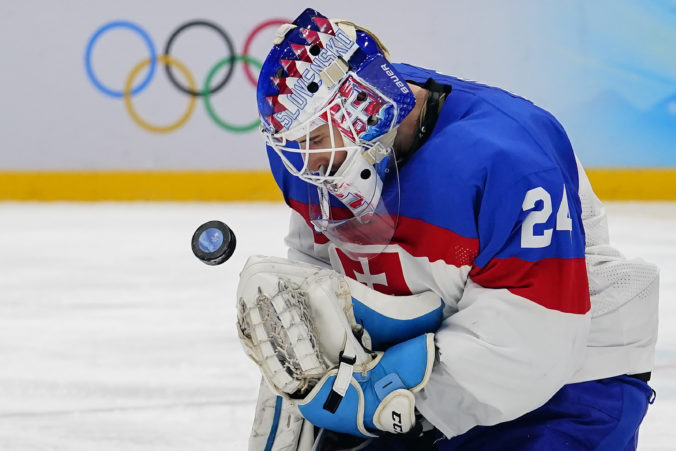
[85,18,289,133]
[163,20,236,97]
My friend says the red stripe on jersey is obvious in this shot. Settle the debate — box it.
[469,257,591,314]
[393,216,478,267]
[287,198,479,267]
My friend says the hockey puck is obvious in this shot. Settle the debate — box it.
[191,220,236,265]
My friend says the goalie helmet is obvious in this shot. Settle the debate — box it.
[257,8,416,256]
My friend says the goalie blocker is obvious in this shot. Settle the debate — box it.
[236,255,443,438]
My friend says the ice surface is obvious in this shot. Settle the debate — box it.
[0,202,673,450]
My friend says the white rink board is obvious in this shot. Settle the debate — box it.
[0,202,674,450]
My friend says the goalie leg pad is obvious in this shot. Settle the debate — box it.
[248,378,315,451]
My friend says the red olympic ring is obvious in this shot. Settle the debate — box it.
[242,18,290,87]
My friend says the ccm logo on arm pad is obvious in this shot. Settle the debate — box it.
[392,410,403,432]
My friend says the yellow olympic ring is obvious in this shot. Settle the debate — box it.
[123,55,198,133]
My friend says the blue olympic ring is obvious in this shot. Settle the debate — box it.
[84,20,157,98]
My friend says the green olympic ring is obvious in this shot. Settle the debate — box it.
[203,55,262,133]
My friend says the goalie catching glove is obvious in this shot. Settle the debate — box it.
[236,255,441,438]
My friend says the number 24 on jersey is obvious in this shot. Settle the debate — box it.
[521,185,572,248]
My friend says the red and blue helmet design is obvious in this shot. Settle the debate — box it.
[256,8,415,144]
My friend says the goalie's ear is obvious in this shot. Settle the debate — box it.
[344,278,444,350]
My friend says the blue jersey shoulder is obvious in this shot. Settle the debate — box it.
[266,63,585,262]
[394,63,578,186]
[394,63,581,236]
[393,64,585,263]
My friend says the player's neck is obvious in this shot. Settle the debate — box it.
[393,84,429,157]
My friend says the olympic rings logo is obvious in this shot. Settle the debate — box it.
[84,19,288,133]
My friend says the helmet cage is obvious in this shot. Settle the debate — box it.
[264,95,363,187]
[264,71,400,187]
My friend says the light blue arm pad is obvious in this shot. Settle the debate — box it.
[298,333,435,438]
[345,278,443,350]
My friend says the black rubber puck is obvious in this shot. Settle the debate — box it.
[191,220,236,266]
